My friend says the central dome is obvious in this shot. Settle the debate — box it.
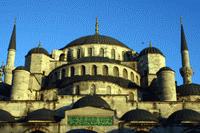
[60,34,129,49]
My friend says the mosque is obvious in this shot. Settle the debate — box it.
[0,18,200,133]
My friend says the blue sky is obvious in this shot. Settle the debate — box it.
[0,0,200,85]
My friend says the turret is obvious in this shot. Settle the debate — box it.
[157,67,177,101]
[179,17,193,84]
[138,42,166,87]
[4,22,16,85]
[11,66,30,100]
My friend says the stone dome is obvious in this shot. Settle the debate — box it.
[157,67,174,74]
[139,47,164,57]
[0,109,15,122]
[167,109,200,124]
[120,109,158,122]
[72,95,111,109]
[14,66,28,71]
[60,34,129,49]
[26,47,49,57]
[177,83,200,96]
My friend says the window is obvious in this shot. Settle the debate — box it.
[88,48,93,56]
[59,54,65,61]
[61,69,66,78]
[90,84,96,95]
[113,66,119,77]
[103,65,109,75]
[81,65,86,75]
[123,69,128,79]
[67,49,73,61]
[131,72,134,81]
[99,48,105,57]
[111,49,115,59]
[92,65,97,75]
[77,49,81,58]
[70,66,75,76]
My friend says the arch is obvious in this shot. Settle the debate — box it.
[111,49,115,59]
[113,66,119,77]
[24,127,49,133]
[67,49,73,61]
[90,84,96,95]
[59,54,65,61]
[88,47,93,56]
[77,48,81,58]
[92,65,97,75]
[61,69,66,79]
[99,48,105,57]
[123,69,128,79]
[131,72,134,81]
[81,65,86,75]
[70,66,75,77]
[103,65,109,75]
[107,86,111,95]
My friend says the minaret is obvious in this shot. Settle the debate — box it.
[4,20,16,85]
[179,17,193,84]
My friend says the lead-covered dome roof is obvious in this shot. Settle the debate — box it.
[120,109,158,122]
[167,109,200,124]
[139,47,164,57]
[26,47,49,57]
[72,95,111,110]
[0,109,15,122]
[60,34,129,49]
[177,83,200,96]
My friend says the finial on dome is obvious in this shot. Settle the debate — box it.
[38,41,42,48]
[95,17,99,35]
[14,17,16,25]
[149,41,152,47]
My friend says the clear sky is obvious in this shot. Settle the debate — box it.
[0,0,200,85]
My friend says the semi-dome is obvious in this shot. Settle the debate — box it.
[0,109,15,122]
[120,109,158,122]
[26,47,49,57]
[60,34,129,49]
[14,66,28,71]
[177,83,200,96]
[167,109,200,124]
[72,95,111,109]
[139,47,164,57]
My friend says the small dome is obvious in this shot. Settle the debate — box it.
[72,95,111,109]
[167,109,200,124]
[139,47,164,57]
[26,47,49,57]
[27,108,57,121]
[157,67,174,74]
[177,83,200,96]
[14,66,28,71]
[120,109,158,122]
[0,109,15,122]
[60,34,129,49]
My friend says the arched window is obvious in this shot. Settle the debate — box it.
[90,84,96,95]
[136,75,139,84]
[131,72,134,81]
[70,66,75,77]
[123,69,128,79]
[67,49,73,61]
[92,65,97,75]
[88,48,93,56]
[99,48,104,57]
[59,54,65,61]
[61,69,66,78]
[103,65,108,75]
[111,49,115,59]
[81,65,86,75]
[113,66,119,77]
[107,86,111,95]
[77,48,81,58]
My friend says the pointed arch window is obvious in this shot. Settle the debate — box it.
[88,48,93,56]
[70,66,75,77]
[131,72,134,81]
[123,69,128,79]
[81,65,86,75]
[77,48,81,58]
[111,49,115,59]
[92,65,97,75]
[99,48,105,57]
[59,54,65,61]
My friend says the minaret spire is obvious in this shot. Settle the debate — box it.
[95,17,99,35]
[8,19,16,50]
[179,17,193,84]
